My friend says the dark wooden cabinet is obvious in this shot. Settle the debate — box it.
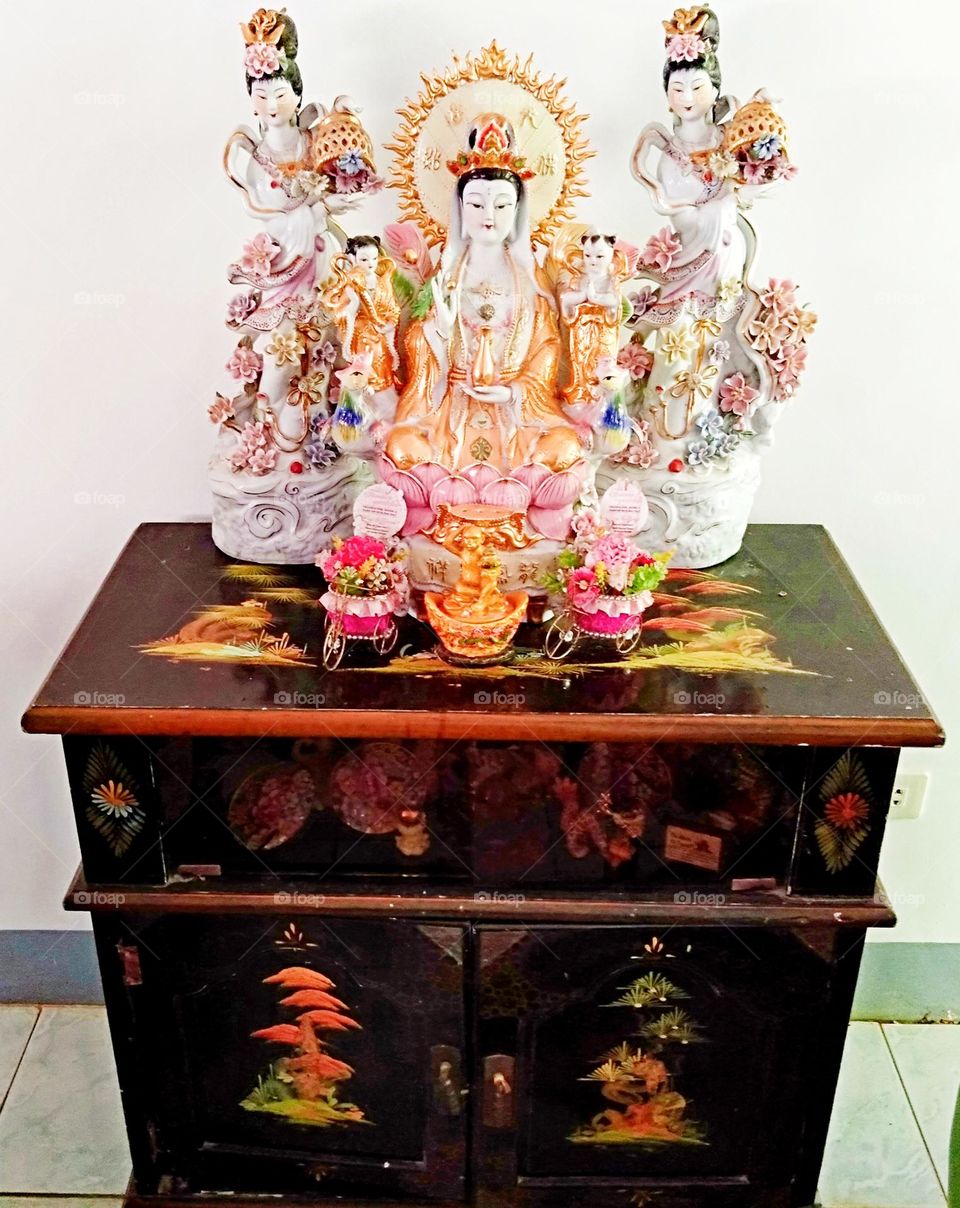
[24,523,943,1208]
[78,893,879,1208]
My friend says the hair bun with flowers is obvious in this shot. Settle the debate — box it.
[241,7,302,97]
[662,5,719,66]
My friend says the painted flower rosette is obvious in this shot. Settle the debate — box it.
[543,510,670,658]
[316,534,408,666]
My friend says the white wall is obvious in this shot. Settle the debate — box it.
[2,0,956,940]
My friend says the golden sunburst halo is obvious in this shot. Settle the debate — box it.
[386,41,594,248]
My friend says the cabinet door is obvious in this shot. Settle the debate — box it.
[96,913,467,1201]
[474,925,845,1208]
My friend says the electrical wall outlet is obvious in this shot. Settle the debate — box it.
[889,772,928,820]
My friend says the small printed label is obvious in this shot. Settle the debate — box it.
[353,483,407,539]
[599,479,649,535]
[664,825,724,872]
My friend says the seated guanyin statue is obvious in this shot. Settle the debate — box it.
[385,115,584,477]
[373,46,616,593]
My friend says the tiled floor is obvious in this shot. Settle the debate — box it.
[0,1007,955,1207]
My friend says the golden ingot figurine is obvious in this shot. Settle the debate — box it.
[424,522,528,665]
[431,502,530,552]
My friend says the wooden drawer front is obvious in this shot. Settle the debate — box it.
[67,737,818,893]
[93,912,467,1201]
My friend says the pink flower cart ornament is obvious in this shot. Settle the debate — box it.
[316,534,409,669]
[541,522,670,660]
[319,593,399,668]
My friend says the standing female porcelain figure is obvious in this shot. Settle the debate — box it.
[601,6,815,568]
[631,9,744,331]
[210,8,380,563]
[385,116,583,476]
[223,11,360,444]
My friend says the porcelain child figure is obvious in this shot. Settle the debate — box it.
[321,236,401,426]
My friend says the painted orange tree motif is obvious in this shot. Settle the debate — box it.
[570,970,706,1146]
[240,965,370,1127]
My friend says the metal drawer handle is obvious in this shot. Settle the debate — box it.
[492,1071,511,1096]
[482,1055,516,1127]
[431,1045,465,1118]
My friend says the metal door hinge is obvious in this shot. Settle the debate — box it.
[118,942,142,986]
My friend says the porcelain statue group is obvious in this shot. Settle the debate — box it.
[210,6,816,576]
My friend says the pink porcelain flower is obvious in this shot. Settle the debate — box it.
[760,279,798,316]
[587,534,634,571]
[741,158,769,185]
[784,307,818,341]
[208,394,235,426]
[230,420,277,475]
[772,342,808,381]
[333,169,363,194]
[571,508,605,546]
[567,568,600,610]
[667,33,707,62]
[718,372,759,417]
[617,342,654,380]
[771,159,799,182]
[227,293,257,325]
[240,233,281,278]
[640,227,682,272]
[628,286,659,322]
[619,426,658,469]
[244,42,281,79]
[226,345,263,383]
[747,311,789,355]
[709,339,732,365]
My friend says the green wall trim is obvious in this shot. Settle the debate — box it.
[853,942,960,1022]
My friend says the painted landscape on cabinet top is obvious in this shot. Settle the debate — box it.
[24,522,940,741]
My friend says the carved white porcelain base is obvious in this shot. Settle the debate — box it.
[407,535,560,597]
[598,455,762,569]
[210,457,374,564]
